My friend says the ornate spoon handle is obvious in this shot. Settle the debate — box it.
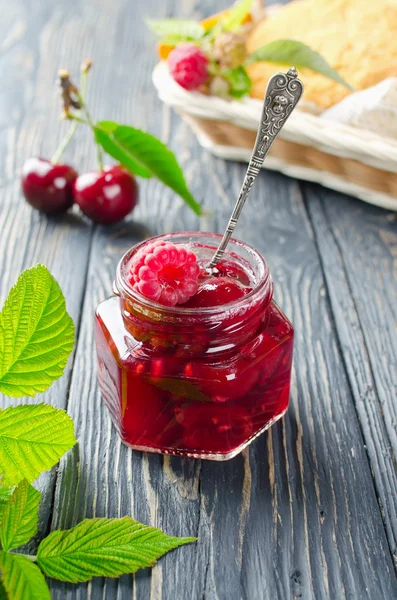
[208,67,304,268]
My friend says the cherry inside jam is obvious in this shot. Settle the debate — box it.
[95,235,294,460]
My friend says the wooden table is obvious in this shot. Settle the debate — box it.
[1,0,397,598]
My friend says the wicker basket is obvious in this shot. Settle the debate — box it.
[153,62,397,211]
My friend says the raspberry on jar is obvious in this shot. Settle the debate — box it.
[129,240,200,306]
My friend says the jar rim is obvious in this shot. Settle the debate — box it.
[115,231,272,319]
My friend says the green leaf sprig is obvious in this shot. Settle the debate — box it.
[146,18,206,44]
[245,39,353,90]
[0,267,196,598]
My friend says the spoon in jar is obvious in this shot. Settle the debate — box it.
[208,67,304,269]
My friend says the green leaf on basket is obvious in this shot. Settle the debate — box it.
[37,517,196,583]
[0,265,74,397]
[0,480,41,551]
[0,404,76,486]
[146,18,205,41]
[219,0,254,32]
[0,552,51,600]
[246,39,353,90]
[223,66,252,98]
[95,122,203,215]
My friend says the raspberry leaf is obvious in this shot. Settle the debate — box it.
[0,404,76,486]
[37,517,196,583]
[0,552,50,600]
[246,39,353,89]
[146,18,205,41]
[0,480,41,551]
[0,265,74,397]
[0,485,13,526]
[95,123,203,215]
[223,66,252,99]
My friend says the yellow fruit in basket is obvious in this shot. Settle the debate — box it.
[246,0,397,110]
[157,9,253,60]
[201,9,252,31]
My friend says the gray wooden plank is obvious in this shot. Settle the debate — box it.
[303,184,397,566]
[46,0,397,588]
[0,0,95,549]
[51,148,397,599]
[1,0,396,598]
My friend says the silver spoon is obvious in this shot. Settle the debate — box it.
[208,67,304,269]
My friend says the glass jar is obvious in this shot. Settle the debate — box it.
[95,232,294,460]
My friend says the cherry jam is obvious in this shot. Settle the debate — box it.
[95,232,294,460]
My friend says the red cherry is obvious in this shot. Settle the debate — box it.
[21,157,77,214]
[182,277,250,308]
[183,360,260,402]
[122,376,176,446]
[176,403,253,453]
[73,166,138,224]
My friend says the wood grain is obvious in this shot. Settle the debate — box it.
[0,0,396,598]
[304,185,397,567]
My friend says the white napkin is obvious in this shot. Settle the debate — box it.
[321,78,397,140]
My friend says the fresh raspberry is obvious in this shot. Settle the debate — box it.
[129,240,200,307]
[168,44,209,91]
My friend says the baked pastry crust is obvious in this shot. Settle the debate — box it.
[246,0,397,109]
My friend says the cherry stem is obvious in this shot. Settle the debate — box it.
[51,120,78,165]
[51,65,90,165]
[76,79,104,171]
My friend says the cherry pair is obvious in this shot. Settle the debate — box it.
[21,157,138,224]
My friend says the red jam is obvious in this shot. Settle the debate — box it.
[95,232,294,460]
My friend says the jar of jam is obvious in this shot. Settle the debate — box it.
[95,232,293,460]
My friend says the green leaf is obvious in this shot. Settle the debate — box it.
[0,265,75,397]
[94,122,152,179]
[37,517,196,583]
[223,66,252,99]
[0,486,13,527]
[95,123,203,215]
[246,39,353,90]
[219,0,254,32]
[0,552,50,600]
[146,18,205,41]
[0,480,40,551]
[0,404,76,486]
[0,487,13,504]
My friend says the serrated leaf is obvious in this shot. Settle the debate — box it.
[219,0,254,32]
[246,39,352,89]
[223,66,252,99]
[94,122,152,179]
[0,552,50,600]
[0,487,13,503]
[0,486,13,527]
[146,18,205,41]
[0,480,41,551]
[95,123,203,215]
[0,404,77,486]
[37,517,196,583]
[0,265,75,397]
